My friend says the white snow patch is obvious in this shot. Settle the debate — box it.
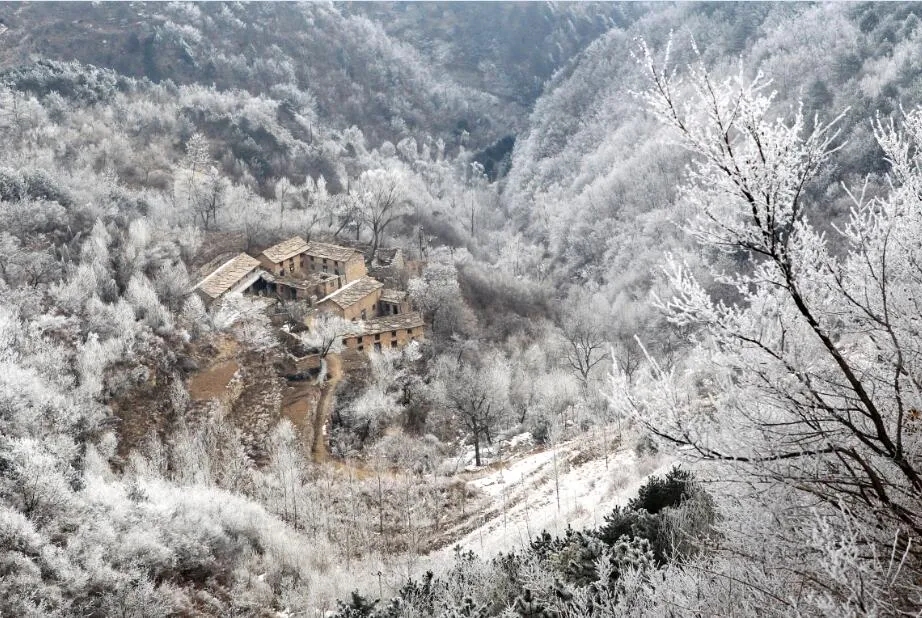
[426,436,673,565]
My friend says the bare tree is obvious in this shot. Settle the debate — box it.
[273,176,295,227]
[442,356,509,467]
[190,168,226,230]
[296,176,330,241]
[330,192,359,240]
[561,298,610,385]
[354,168,409,258]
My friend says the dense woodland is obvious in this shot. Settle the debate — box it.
[1,2,922,616]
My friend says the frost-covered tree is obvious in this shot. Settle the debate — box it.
[560,292,610,386]
[182,131,211,178]
[408,248,475,337]
[300,311,358,376]
[175,133,227,229]
[211,295,278,353]
[438,354,510,467]
[353,168,410,258]
[611,41,922,613]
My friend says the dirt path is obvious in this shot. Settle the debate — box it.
[311,353,343,462]
[187,359,240,402]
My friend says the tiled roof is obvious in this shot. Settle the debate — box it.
[317,276,383,309]
[304,241,363,263]
[357,312,425,335]
[195,253,261,299]
[380,288,407,303]
[261,236,309,263]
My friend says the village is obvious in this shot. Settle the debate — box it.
[192,236,425,358]
[183,236,428,463]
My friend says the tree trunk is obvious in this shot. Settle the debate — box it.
[370,227,380,262]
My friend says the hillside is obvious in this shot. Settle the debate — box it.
[505,2,922,281]
[2,3,922,616]
[0,2,516,149]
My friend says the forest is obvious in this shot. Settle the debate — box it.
[0,2,921,616]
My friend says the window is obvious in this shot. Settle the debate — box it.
[342,338,348,345]
[361,309,367,320]
[288,262,294,273]
[358,345,364,352]
[322,258,327,264]
[374,343,382,352]
[374,333,380,340]
[391,330,397,337]
[391,340,398,348]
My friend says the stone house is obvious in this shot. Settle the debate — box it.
[315,275,384,321]
[258,236,310,277]
[302,241,367,283]
[259,236,368,285]
[194,253,264,303]
[341,312,425,353]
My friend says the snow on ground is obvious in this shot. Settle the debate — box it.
[426,432,673,565]
[321,432,674,607]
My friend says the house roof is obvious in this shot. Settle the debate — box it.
[195,253,261,299]
[380,288,407,304]
[304,241,364,263]
[261,236,309,263]
[317,276,383,309]
[356,312,425,335]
